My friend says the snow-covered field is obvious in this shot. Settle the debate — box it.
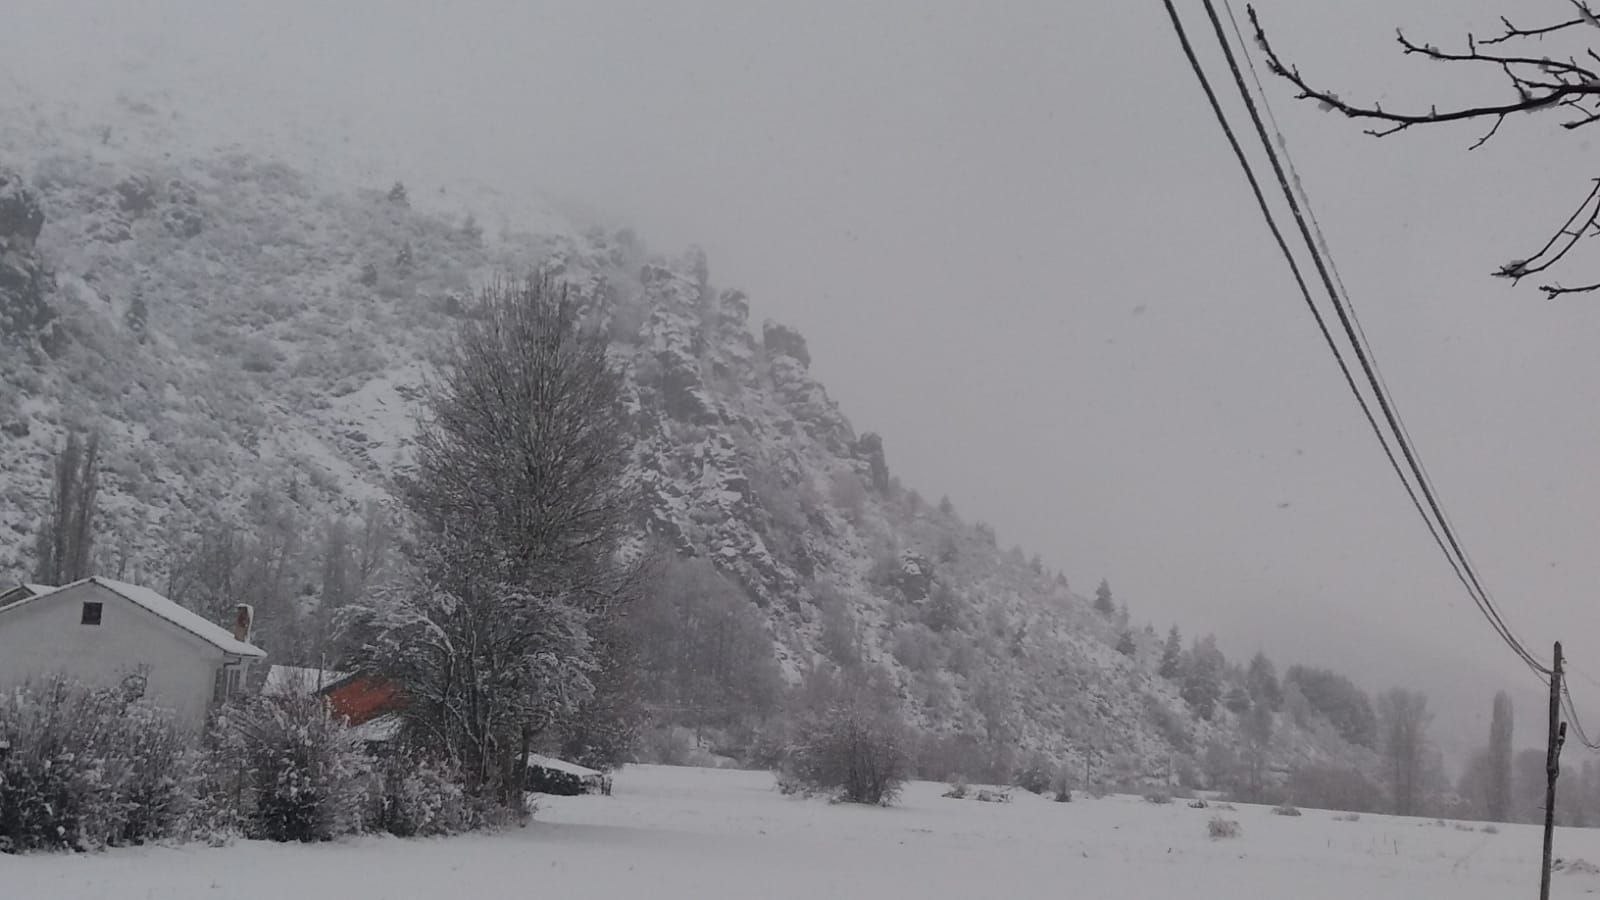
[5,764,1599,899]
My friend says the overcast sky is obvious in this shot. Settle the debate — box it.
[5,0,1599,756]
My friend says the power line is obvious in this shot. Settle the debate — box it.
[1216,0,1552,686]
[1203,0,1548,672]
[1160,0,1550,678]
[1198,0,1550,679]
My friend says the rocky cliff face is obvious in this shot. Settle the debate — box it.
[0,108,1374,785]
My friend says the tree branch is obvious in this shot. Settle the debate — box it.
[1250,5,1600,143]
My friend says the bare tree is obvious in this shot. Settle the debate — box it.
[33,430,100,584]
[1250,2,1600,296]
[1377,687,1434,816]
[1240,700,1274,801]
[627,554,782,742]
[350,275,642,808]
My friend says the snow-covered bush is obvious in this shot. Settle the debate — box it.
[1014,751,1054,795]
[780,674,910,806]
[373,753,472,838]
[0,678,201,852]
[220,695,374,842]
[1208,817,1241,839]
[1271,804,1303,817]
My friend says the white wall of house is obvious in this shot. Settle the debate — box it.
[0,582,236,729]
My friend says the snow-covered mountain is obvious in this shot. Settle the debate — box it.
[0,93,1378,787]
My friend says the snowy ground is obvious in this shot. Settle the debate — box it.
[6,765,1600,899]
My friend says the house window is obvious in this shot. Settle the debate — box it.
[80,601,103,625]
[212,666,242,705]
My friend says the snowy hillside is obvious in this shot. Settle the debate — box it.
[0,94,1381,786]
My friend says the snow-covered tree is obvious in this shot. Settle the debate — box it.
[1181,637,1225,721]
[1093,578,1115,616]
[33,430,101,585]
[1115,630,1136,657]
[1158,626,1183,680]
[1377,688,1433,816]
[1246,651,1283,711]
[349,276,641,809]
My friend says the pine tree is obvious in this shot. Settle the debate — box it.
[387,180,409,206]
[1224,684,1252,715]
[1115,630,1136,657]
[1093,578,1115,616]
[1487,691,1513,822]
[1181,637,1225,721]
[1246,651,1283,711]
[1159,626,1183,680]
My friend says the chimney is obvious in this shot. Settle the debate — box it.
[232,603,254,644]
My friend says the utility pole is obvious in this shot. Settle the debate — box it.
[1540,641,1566,900]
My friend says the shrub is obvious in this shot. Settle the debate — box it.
[0,678,203,853]
[1015,751,1055,795]
[943,780,969,800]
[1336,812,1361,823]
[1282,763,1380,814]
[222,695,375,842]
[1208,817,1242,839]
[1271,804,1303,817]
[781,686,910,806]
[1144,790,1173,805]
[1188,798,1210,809]
[1483,824,1499,834]
[1052,765,1075,803]
[373,754,473,838]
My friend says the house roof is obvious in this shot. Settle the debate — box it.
[0,577,267,658]
[527,753,604,780]
[349,712,404,743]
[0,583,51,609]
[263,665,352,697]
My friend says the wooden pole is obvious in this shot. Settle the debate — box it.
[1540,641,1566,900]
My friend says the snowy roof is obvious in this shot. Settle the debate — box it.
[349,713,403,743]
[527,753,604,780]
[0,578,266,658]
[264,665,351,697]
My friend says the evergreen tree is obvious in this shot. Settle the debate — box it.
[387,180,409,206]
[1224,684,1252,715]
[1159,626,1183,680]
[1115,630,1136,657]
[1181,637,1225,721]
[1487,691,1514,822]
[1093,578,1115,616]
[1246,651,1283,711]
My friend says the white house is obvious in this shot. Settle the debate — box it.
[0,577,266,729]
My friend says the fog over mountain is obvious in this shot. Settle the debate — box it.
[4,0,1597,767]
